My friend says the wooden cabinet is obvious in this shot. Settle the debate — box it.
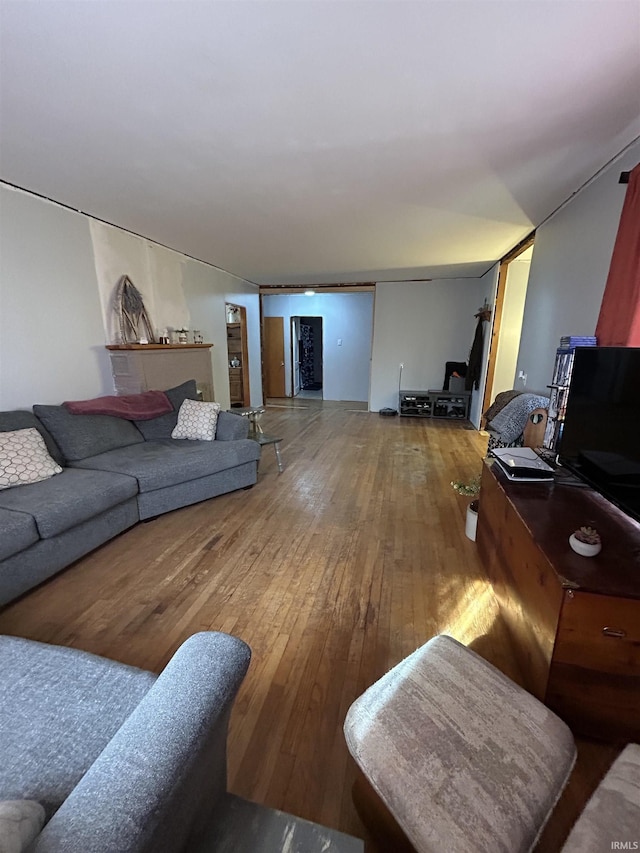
[477,459,640,742]
[106,344,214,400]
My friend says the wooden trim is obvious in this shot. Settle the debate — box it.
[481,233,536,419]
[106,343,213,350]
[238,306,251,407]
[481,262,509,419]
[259,284,375,294]
[501,232,535,265]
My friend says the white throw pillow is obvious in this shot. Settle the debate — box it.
[0,800,46,853]
[171,399,221,441]
[0,428,63,490]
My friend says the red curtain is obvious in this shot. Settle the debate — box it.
[595,162,640,346]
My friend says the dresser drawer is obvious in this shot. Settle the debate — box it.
[546,591,640,740]
[553,591,640,675]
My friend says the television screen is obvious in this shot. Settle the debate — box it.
[559,347,640,523]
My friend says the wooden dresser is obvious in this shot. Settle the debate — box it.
[477,459,640,742]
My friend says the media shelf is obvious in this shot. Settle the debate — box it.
[399,389,471,420]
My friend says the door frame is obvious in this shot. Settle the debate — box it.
[291,316,301,397]
[481,233,535,419]
[297,315,323,395]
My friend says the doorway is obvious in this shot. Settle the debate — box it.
[296,316,323,397]
[482,238,534,416]
[226,303,251,407]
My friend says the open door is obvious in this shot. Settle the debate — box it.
[482,237,534,417]
[291,316,301,396]
[263,316,286,398]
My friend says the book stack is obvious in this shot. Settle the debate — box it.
[559,335,597,347]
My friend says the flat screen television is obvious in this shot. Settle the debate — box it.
[558,346,640,523]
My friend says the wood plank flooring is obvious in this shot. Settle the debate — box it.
[0,401,619,850]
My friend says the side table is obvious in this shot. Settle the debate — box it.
[229,407,283,473]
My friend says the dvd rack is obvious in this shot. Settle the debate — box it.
[543,336,597,452]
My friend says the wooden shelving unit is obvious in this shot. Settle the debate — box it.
[399,389,471,420]
[226,312,250,407]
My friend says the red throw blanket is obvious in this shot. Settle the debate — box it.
[64,390,173,420]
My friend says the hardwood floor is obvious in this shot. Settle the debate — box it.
[0,401,618,850]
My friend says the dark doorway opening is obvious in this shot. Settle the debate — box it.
[299,317,323,391]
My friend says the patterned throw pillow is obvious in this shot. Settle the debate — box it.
[0,428,63,489]
[171,400,221,441]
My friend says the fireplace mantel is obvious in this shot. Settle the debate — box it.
[106,344,215,401]
[106,344,213,351]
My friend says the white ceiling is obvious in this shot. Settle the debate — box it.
[1,1,639,286]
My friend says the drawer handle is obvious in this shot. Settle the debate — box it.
[602,627,627,639]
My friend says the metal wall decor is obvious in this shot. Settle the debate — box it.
[113,275,155,343]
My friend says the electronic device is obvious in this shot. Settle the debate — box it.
[490,447,555,481]
[558,346,640,523]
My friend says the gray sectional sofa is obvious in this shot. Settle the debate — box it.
[0,381,261,607]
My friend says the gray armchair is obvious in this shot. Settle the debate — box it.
[1,631,364,853]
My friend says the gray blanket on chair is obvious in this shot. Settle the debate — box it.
[487,394,550,444]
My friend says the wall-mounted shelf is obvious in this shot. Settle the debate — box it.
[106,344,213,351]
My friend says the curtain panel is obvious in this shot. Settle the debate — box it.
[595,163,640,347]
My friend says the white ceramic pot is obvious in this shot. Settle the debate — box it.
[569,533,601,557]
[465,504,478,542]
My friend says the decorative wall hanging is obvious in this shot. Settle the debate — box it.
[113,275,156,343]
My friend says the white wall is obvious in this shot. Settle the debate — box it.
[516,140,640,393]
[0,184,260,411]
[370,277,489,423]
[262,292,374,402]
[0,186,111,408]
[91,221,190,342]
[181,261,262,410]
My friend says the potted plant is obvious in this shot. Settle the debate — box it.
[451,476,481,541]
[569,525,601,557]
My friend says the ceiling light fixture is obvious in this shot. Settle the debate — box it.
[304,290,316,296]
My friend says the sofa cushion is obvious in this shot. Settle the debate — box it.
[0,508,39,561]
[71,438,261,493]
[0,410,64,467]
[0,636,156,818]
[0,428,63,490]
[134,380,199,440]
[0,468,138,539]
[215,411,250,442]
[171,400,221,441]
[33,405,144,463]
